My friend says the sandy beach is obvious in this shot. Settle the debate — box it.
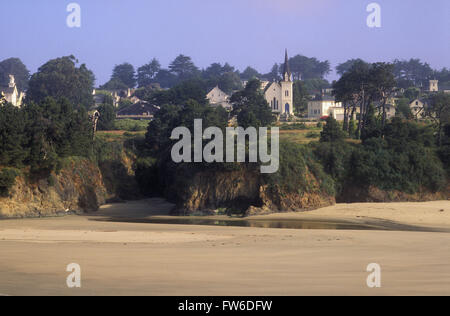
[0,199,449,296]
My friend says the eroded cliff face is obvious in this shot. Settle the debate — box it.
[171,168,335,215]
[0,159,107,218]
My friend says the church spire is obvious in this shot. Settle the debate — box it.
[282,49,291,82]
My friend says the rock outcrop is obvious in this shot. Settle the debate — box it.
[171,167,335,216]
[0,159,107,218]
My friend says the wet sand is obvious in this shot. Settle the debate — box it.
[0,199,449,296]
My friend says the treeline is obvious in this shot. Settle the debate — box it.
[333,60,450,142]
[316,116,449,198]
[336,58,450,89]
[99,53,333,93]
[0,99,93,173]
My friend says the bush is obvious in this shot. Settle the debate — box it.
[279,123,308,130]
[264,142,335,196]
[306,131,320,138]
[0,168,19,197]
[114,119,149,132]
[320,116,345,142]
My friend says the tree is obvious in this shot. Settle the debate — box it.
[395,98,413,119]
[264,64,280,82]
[292,81,309,117]
[97,103,116,131]
[0,58,30,91]
[27,56,95,109]
[404,87,420,101]
[361,105,382,142]
[100,78,128,90]
[169,55,200,82]
[424,92,450,147]
[333,61,396,138]
[320,116,345,142]
[393,59,433,88]
[288,55,330,80]
[154,69,178,89]
[137,58,161,88]
[240,67,261,81]
[145,79,208,107]
[369,62,396,128]
[217,72,242,94]
[336,59,367,76]
[111,63,136,88]
[0,103,27,166]
[230,79,274,128]
[202,63,242,94]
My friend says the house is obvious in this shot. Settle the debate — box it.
[206,86,232,110]
[409,98,427,119]
[0,75,23,107]
[307,95,343,120]
[263,50,294,117]
[116,101,159,120]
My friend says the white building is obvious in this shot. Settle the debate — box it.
[0,75,23,107]
[308,96,343,120]
[206,86,232,110]
[263,50,294,116]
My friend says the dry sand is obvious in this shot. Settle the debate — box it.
[0,199,449,296]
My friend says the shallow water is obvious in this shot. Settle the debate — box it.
[92,216,448,232]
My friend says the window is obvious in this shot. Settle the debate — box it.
[416,101,419,105]
[285,90,289,97]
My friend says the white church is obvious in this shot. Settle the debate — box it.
[206,51,294,117]
[263,50,294,116]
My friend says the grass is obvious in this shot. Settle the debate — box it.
[279,129,322,144]
[96,130,146,142]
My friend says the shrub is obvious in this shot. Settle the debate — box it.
[0,168,19,197]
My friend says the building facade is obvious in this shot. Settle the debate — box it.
[0,75,23,107]
[206,86,232,109]
[308,96,343,120]
[263,50,294,116]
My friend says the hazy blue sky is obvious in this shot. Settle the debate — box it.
[1,0,449,85]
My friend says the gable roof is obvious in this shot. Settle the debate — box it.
[263,81,281,93]
[117,102,159,117]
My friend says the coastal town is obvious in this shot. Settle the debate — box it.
[0,0,449,298]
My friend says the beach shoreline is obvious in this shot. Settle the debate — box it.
[0,199,449,296]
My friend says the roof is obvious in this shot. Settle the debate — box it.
[117,102,159,117]
[282,49,291,78]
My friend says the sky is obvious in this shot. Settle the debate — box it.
[1,0,449,86]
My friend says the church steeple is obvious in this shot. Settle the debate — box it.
[282,49,291,82]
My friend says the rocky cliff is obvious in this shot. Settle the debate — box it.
[0,159,107,218]
[170,167,335,216]
[0,148,142,218]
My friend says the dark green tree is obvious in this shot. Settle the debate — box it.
[230,79,274,128]
[336,59,367,76]
[0,103,27,166]
[169,55,200,82]
[97,103,116,131]
[27,56,95,109]
[320,116,345,143]
[288,55,330,80]
[137,58,161,88]
[110,63,136,88]
[240,67,261,81]
[0,58,30,91]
